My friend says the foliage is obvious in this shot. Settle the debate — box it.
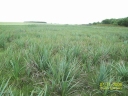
[0,23,128,95]
[101,17,128,27]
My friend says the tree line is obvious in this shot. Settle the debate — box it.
[24,21,47,23]
[92,17,128,27]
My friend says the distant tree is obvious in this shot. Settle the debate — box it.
[92,22,100,25]
[101,17,128,27]
[117,17,128,27]
[122,17,128,27]
[93,22,97,25]
[24,21,47,23]
[89,17,128,27]
[102,19,111,24]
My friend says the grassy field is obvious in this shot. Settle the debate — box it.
[0,23,128,96]
[0,22,48,25]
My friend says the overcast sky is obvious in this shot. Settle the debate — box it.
[0,0,127,24]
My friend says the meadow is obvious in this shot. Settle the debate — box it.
[0,23,128,96]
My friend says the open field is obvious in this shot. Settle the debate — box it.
[0,22,29,25]
[0,23,128,96]
[0,22,47,25]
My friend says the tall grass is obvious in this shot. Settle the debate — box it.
[47,59,80,96]
[0,24,128,95]
[0,78,11,96]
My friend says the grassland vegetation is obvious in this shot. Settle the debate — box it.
[0,24,128,96]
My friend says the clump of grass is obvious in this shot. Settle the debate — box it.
[62,46,82,63]
[47,59,81,96]
[5,49,25,79]
[91,62,122,96]
[0,36,6,49]
[114,63,128,83]
[9,59,24,79]
[25,43,52,73]
[0,78,11,96]
[95,63,112,87]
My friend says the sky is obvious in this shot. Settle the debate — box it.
[0,0,127,24]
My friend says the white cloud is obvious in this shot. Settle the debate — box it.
[0,0,127,24]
